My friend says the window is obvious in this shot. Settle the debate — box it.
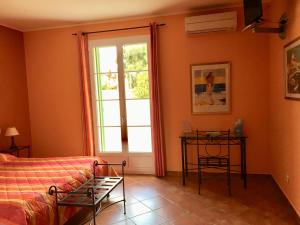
[89,36,152,154]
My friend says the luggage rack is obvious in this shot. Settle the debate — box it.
[49,160,126,225]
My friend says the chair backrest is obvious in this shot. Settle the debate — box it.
[196,129,231,157]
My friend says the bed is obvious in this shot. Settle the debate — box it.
[0,153,113,225]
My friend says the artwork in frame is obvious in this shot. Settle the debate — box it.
[191,62,231,114]
[284,37,300,100]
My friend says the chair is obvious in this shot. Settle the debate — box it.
[197,129,231,196]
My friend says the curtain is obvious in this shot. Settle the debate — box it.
[149,23,166,177]
[78,33,95,156]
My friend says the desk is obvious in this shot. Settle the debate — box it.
[180,133,247,188]
[0,145,31,157]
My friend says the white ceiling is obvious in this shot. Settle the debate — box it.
[0,0,246,32]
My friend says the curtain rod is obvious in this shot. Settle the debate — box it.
[72,23,166,36]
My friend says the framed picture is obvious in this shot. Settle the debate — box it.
[191,62,231,114]
[284,37,300,100]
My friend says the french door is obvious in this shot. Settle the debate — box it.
[89,36,154,174]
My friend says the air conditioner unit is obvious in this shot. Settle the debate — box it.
[185,11,237,34]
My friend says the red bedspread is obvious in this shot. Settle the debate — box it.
[0,155,111,225]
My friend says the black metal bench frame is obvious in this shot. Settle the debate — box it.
[49,160,126,225]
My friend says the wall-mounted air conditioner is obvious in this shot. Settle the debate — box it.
[185,11,237,34]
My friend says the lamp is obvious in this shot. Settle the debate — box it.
[5,127,19,149]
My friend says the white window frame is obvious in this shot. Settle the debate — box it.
[88,35,154,174]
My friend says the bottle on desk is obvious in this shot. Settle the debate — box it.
[234,119,244,137]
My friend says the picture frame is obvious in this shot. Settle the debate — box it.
[284,37,300,100]
[191,62,231,114]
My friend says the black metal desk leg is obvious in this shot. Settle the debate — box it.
[242,138,247,188]
[240,139,244,179]
[184,140,188,177]
[181,138,186,185]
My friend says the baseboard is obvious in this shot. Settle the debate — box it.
[270,175,300,223]
[166,170,271,176]
[166,171,182,176]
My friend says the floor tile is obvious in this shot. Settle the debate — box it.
[170,213,206,225]
[95,209,127,225]
[141,195,174,210]
[106,194,139,206]
[130,211,168,225]
[124,202,152,218]
[111,219,135,225]
[154,204,188,221]
[128,187,160,201]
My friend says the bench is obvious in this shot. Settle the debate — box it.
[49,160,126,225]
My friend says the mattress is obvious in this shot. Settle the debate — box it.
[0,154,111,225]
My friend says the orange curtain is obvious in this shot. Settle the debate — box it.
[149,23,166,176]
[78,33,95,156]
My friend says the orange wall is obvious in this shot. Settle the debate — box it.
[24,11,270,173]
[269,0,300,217]
[24,28,84,157]
[0,26,31,148]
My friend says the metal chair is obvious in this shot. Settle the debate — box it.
[197,129,231,196]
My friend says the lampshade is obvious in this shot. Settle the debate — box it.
[5,127,19,137]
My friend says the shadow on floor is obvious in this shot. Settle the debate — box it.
[65,174,300,225]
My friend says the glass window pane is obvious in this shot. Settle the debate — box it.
[98,127,122,152]
[124,71,149,99]
[126,99,150,126]
[96,73,119,100]
[95,46,118,73]
[123,43,148,72]
[128,127,152,152]
[99,100,120,126]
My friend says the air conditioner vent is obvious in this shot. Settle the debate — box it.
[185,11,237,34]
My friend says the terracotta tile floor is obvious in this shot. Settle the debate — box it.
[74,174,300,225]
